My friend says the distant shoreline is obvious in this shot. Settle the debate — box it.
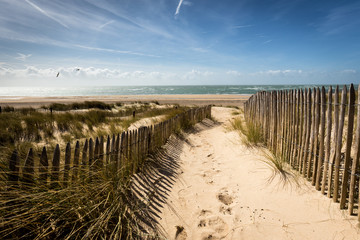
[0,94,251,108]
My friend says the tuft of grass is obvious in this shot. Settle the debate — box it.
[231,117,264,147]
[261,151,298,187]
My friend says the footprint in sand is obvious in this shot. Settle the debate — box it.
[197,216,229,239]
[199,209,212,217]
[175,226,187,240]
[219,205,232,215]
[216,189,233,206]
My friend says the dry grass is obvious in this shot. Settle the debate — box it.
[231,117,264,147]
[0,161,159,239]
[261,151,299,187]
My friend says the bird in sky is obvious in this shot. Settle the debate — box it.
[56,72,60,77]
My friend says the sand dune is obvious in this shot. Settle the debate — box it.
[158,107,360,240]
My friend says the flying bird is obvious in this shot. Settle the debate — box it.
[76,68,80,71]
[56,72,60,77]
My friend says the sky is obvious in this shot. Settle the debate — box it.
[0,0,359,86]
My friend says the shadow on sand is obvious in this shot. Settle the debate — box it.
[128,119,218,238]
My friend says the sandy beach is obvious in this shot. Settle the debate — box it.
[0,94,250,108]
[157,107,360,240]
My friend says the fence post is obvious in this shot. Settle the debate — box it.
[321,86,333,194]
[315,87,326,190]
[340,84,355,208]
[302,88,312,176]
[51,144,60,188]
[333,85,347,202]
[328,86,339,198]
[349,85,360,215]
[64,142,71,186]
[106,135,110,165]
[73,141,80,181]
[23,148,34,185]
[9,149,19,185]
[311,88,321,185]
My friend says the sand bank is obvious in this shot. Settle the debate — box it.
[0,94,250,108]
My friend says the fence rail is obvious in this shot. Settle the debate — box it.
[3,106,212,188]
[244,84,360,220]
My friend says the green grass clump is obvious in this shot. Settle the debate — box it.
[231,117,264,147]
[44,101,115,111]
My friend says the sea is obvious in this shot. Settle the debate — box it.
[0,85,355,97]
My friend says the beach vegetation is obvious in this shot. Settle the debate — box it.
[0,101,188,160]
[0,102,205,239]
[261,151,298,187]
[231,117,264,147]
[0,160,159,239]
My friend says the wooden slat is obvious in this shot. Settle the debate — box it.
[100,136,104,167]
[82,139,88,168]
[106,135,110,164]
[349,85,360,215]
[9,149,19,183]
[89,138,94,167]
[110,134,115,163]
[298,89,307,173]
[328,86,340,198]
[94,137,100,166]
[52,144,60,187]
[64,142,71,185]
[333,85,347,202]
[340,84,356,208]
[306,88,316,179]
[39,147,48,183]
[321,86,333,194]
[311,88,321,185]
[22,148,34,186]
[315,87,326,190]
[302,88,312,176]
[73,141,80,180]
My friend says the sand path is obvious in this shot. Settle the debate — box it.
[158,107,360,240]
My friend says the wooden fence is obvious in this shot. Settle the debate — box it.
[4,106,212,188]
[244,84,360,220]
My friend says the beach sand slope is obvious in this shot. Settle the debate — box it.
[158,107,360,240]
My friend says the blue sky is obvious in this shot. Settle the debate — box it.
[0,0,359,86]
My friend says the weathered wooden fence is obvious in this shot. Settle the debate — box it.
[244,84,360,220]
[4,106,211,188]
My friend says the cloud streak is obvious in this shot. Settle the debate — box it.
[24,0,69,28]
[175,0,184,17]
[74,45,161,58]
[15,53,32,61]
[98,20,115,29]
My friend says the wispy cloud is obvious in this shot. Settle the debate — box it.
[342,69,356,74]
[15,53,32,61]
[24,0,69,28]
[232,25,253,29]
[175,0,184,17]
[263,40,272,44]
[317,2,360,35]
[98,20,115,29]
[74,44,161,58]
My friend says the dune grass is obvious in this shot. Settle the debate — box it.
[0,104,207,239]
[231,117,264,147]
[0,160,158,239]
[0,102,188,155]
[261,151,298,187]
